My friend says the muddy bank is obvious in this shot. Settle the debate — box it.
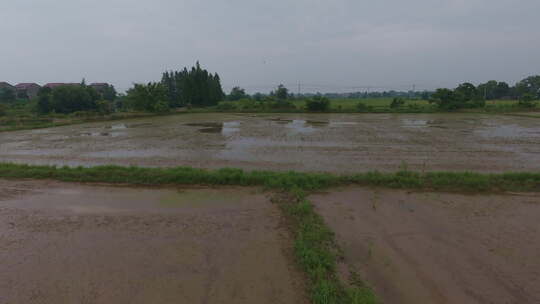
[311,187,540,304]
[0,113,539,173]
[0,180,306,304]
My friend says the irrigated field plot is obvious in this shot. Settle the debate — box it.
[0,180,306,304]
[1,113,539,173]
[311,187,540,304]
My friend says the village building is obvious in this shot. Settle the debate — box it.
[43,83,80,89]
[0,82,15,91]
[15,83,41,99]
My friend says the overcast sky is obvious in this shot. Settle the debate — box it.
[2,0,539,93]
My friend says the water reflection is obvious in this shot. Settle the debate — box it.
[476,124,533,138]
[185,121,240,135]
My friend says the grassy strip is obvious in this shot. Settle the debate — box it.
[0,163,538,192]
[274,189,378,304]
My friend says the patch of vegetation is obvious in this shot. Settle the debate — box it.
[0,163,538,193]
[274,189,378,304]
[305,96,331,112]
[389,97,405,109]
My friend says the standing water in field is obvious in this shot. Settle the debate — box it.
[0,113,539,173]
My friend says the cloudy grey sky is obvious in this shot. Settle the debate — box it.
[2,0,539,93]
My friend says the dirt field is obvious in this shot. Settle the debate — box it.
[310,187,540,304]
[0,180,306,304]
[1,113,539,173]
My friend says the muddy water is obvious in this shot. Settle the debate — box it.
[1,113,539,172]
[0,180,306,304]
[311,187,540,304]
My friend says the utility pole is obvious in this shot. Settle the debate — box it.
[298,81,301,96]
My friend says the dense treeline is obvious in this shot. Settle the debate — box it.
[35,82,117,114]
[37,85,99,114]
[123,62,225,112]
[161,62,224,107]
[429,77,540,110]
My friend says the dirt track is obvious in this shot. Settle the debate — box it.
[311,187,540,304]
[0,180,306,304]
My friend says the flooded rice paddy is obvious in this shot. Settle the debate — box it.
[0,180,306,303]
[1,113,539,172]
[311,187,540,304]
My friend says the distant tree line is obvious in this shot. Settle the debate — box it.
[223,75,540,103]
[429,76,540,110]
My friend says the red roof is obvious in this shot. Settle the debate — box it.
[15,83,41,89]
[44,83,79,88]
[0,82,14,88]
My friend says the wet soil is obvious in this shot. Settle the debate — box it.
[310,187,540,304]
[0,113,539,173]
[0,180,306,304]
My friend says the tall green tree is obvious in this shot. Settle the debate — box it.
[273,84,289,100]
[160,62,224,107]
[515,75,540,98]
[228,87,248,101]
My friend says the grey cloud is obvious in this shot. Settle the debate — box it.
[1,0,539,93]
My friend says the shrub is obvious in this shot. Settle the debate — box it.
[153,100,170,113]
[96,100,113,115]
[216,102,237,111]
[356,102,373,112]
[518,93,537,108]
[305,96,330,112]
[267,100,296,110]
[0,104,6,116]
[390,97,405,109]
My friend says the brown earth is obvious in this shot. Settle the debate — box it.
[0,179,307,304]
[310,187,540,304]
[1,113,539,173]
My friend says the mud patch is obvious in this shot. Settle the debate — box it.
[311,187,540,304]
[0,179,306,304]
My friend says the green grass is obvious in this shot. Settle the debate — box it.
[215,98,539,114]
[0,163,538,192]
[275,189,378,304]
[1,162,539,303]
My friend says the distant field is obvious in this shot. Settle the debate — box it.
[226,98,538,112]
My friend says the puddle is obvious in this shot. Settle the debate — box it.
[80,131,124,137]
[286,120,316,134]
[185,121,240,135]
[330,121,358,126]
[476,124,534,138]
[107,124,127,130]
[222,121,240,136]
[402,119,429,128]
